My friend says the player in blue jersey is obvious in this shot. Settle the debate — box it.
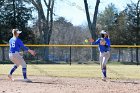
[8,29,36,82]
[89,30,110,81]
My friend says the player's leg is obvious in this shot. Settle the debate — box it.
[8,64,19,81]
[8,53,20,81]
[21,60,27,79]
[9,64,18,76]
[99,52,106,80]
[99,52,104,69]
[21,61,32,82]
[102,52,110,80]
[104,52,110,64]
[102,62,106,80]
[16,53,27,79]
[18,54,32,82]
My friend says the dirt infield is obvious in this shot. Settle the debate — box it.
[0,75,140,93]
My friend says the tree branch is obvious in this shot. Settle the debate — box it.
[92,0,100,25]
[44,0,49,8]
[84,0,92,30]
[91,0,100,38]
[29,0,39,10]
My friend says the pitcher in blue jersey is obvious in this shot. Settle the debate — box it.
[8,29,36,82]
[89,30,110,81]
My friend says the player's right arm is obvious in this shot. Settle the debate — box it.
[18,39,28,51]
[89,38,100,45]
[28,50,36,56]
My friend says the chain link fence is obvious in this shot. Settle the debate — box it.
[0,45,139,65]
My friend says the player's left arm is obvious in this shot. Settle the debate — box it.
[105,38,111,47]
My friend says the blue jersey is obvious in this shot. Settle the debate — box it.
[92,38,111,53]
[9,37,28,53]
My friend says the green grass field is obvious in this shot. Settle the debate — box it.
[0,64,140,80]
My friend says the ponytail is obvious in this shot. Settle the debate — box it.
[12,29,17,37]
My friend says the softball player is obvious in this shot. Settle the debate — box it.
[89,30,110,81]
[8,29,36,82]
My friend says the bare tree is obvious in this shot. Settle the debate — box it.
[29,0,54,61]
[84,0,100,61]
[136,0,140,64]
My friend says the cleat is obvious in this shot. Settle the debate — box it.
[8,75,14,81]
[102,77,106,81]
[23,79,32,82]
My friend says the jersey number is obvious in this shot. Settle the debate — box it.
[11,42,15,48]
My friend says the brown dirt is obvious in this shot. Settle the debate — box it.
[0,75,140,93]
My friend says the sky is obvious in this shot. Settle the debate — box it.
[53,0,138,26]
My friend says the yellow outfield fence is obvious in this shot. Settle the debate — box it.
[0,44,140,48]
[0,44,139,64]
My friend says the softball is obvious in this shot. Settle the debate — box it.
[84,39,88,43]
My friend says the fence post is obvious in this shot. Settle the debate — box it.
[136,47,139,66]
[2,47,5,61]
[69,46,71,65]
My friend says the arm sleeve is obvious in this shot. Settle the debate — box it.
[92,38,100,45]
[18,39,29,51]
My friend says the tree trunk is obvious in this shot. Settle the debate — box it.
[43,0,54,61]
[136,0,140,65]
[12,0,16,28]
[30,0,54,61]
[118,48,121,62]
[136,48,139,65]
[48,0,54,43]
[84,0,100,61]
[2,47,5,61]
[43,27,49,61]
[130,48,133,62]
